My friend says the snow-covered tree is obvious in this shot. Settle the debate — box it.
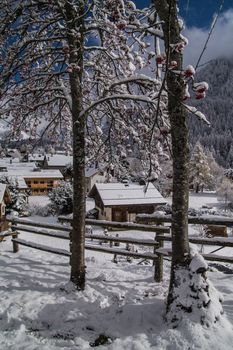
[189,142,213,193]
[0,1,170,289]
[49,181,73,215]
[206,150,223,190]
[154,0,223,326]
[217,178,233,211]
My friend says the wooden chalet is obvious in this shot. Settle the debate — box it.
[0,184,11,220]
[88,183,166,222]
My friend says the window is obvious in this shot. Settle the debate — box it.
[40,181,44,184]
[34,181,38,184]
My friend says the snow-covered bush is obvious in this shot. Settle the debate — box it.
[217,178,233,210]
[48,181,73,215]
[29,204,52,217]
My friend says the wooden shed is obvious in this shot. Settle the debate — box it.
[88,183,166,222]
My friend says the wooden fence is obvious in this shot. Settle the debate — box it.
[3,216,233,283]
[136,214,233,227]
[6,217,169,281]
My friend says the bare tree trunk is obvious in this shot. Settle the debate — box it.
[154,0,190,310]
[65,2,86,290]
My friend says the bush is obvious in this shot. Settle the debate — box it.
[49,181,73,215]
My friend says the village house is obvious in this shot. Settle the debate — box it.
[0,184,11,220]
[88,182,166,222]
[85,166,107,193]
[0,158,63,195]
[0,184,11,232]
[22,169,63,195]
[42,154,73,171]
[42,154,108,193]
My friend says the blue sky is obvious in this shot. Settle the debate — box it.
[134,0,233,65]
[134,0,233,27]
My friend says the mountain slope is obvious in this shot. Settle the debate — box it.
[189,57,233,168]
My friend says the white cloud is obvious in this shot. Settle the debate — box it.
[183,9,233,67]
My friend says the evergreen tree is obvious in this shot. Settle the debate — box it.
[217,178,233,211]
[189,142,212,193]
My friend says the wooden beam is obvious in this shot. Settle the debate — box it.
[85,219,170,233]
[136,215,233,227]
[85,234,159,247]
[11,225,70,240]
[9,218,71,232]
[12,238,71,256]
[9,217,169,233]
[12,238,158,260]
[85,244,158,260]
[11,226,159,247]
[156,234,233,247]
[0,230,19,239]
[155,247,233,264]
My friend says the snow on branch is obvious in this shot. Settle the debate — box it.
[184,105,210,126]
[79,94,158,120]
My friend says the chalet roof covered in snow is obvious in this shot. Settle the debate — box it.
[46,154,72,167]
[89,183,166,206]
[85,166,101,178]
[28,153,46,162]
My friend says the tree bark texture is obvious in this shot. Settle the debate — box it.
[65,2,86,290]
[154,0,190,308]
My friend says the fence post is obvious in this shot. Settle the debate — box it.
[153,229,164,282]
[12,223,19,253]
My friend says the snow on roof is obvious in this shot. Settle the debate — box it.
[0,157,20,165]
[28,154,46,162]
[46,154,72,167]
[0,158,63,184]
[6,169,63,179]
[85,167,100,178]
[23,170,63,179]
[0,183,7,202]
[93,183,166,206]
[0,160,37,170]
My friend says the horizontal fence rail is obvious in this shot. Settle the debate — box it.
[136,214,233,227]
[58,216,170,233]
[5,216,233,282]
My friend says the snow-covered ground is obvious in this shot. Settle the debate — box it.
[167,191,221,210]
[28,196,51,207]
[28,195,95,212]
[1,193,233,349]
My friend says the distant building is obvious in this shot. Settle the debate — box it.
[0,158,63,195]
[43,154,73,171]
[88,182,166,222]
[43,154,108,193]
[23,170,63,195]
[85,166,107,193]
[0,184,11,222]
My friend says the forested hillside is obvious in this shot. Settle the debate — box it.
[189,57,233,167]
